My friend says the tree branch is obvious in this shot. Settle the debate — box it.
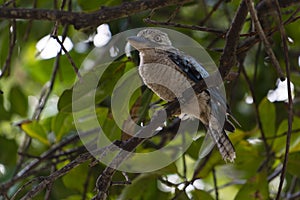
[246,0,285,80]
[274,0,294,198]
[219,0,248,79]
[0,0,192,30]
[20,152,93,200]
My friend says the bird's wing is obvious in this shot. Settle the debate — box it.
[166,48,236,162]
[167,50,209,83]
[167,50,235,132]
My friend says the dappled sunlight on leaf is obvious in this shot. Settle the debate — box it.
[20,121,50,146]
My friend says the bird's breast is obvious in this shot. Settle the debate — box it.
[138,55,195,102]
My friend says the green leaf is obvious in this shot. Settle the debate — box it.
[186,136,203,160]
[57,89,73,112]
[0,93,11,121]
[193,149,222,179]
[191,189,214,200]
[234,171,269,200]
[62,162,89,192]
[233,139,265,179]
[58,61,126,113]
[287,152,300,177]
[272,117,300,155]
[9,85,28,117]
[22,43,77,87]
[258,98,275,138]
[52,112,74,141]
[94,61,126,104]
[119,174,171,200]
[102,116,122,141]
[20,121,50,146]
[96,107,109,125]
[193,130,244,179]
[62,195,82,200]
[0,136,17,166]
[291,72,300,87]
[174,191,190,200]
[154,163,178,175]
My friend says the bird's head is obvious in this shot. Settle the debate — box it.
[127,29,172,51]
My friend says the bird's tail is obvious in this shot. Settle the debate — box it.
[208,128,236,162]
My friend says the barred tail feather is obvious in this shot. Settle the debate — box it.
[208,128,236,162]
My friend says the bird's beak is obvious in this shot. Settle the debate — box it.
[127,36,151,50]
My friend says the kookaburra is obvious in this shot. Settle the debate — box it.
[127,29,236,162]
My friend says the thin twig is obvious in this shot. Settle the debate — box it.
[167,4,182,22]
[268,165,283,182]
[253,42,262,83]
[82,167,93,200]
[1,0,15,7]
[23,0,37,41]
[212,168,219,200]
[10,177,45,200]
[237,6,300,56]
[33,54,61,120]
[93,109,168,200]
[0,134,79,193]
[52,35,81,78]
[0,18,16,78]
[199,0,223,26]
[207,179,246,193]
[20,152,93,200]
[286,176,298,199]
[274,0,293,198]
[240,61,270,155]
[144,18,226,37]
[245,0,285,80]
[264,128,300,140]
[44,165,56,200]
[287,190,300,200]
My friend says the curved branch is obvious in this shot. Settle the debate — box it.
[0,0,192,29]
[219,0,248,79]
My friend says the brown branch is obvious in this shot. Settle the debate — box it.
[22,0,37,41]
[219,0,300,78]
[199,0,223,26]
[13,29,64,174]
[219,0,248,79]
[93,109,167,200]
[240,59,270,155]
[144,18,226,37]
[20,152,93,200]
[262,0,300,9]
[246,0,285,81]
[82,168,93,200]
[52,35,81,78]
[0,17,16,78]
[237,6,300,56]
[212,168,219,200]
[0,134,79,193]
[0,0,192,30]
[274,0,294,198]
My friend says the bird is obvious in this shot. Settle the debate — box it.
[127,28,236,162]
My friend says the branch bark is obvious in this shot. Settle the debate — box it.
[219,0,248,79]
[0,0,192,30]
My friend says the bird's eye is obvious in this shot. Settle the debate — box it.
[154,35,162,42]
